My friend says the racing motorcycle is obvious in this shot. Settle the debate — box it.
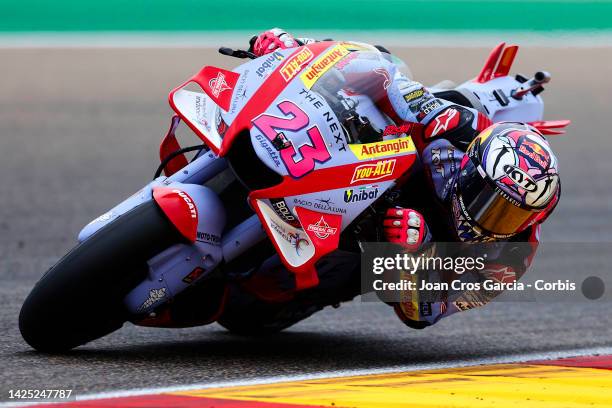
[19,41,569,351]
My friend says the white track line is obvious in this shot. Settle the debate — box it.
[1,30,612,48]
[3,345,612,407]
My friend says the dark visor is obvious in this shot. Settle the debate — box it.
[457,158,539,236]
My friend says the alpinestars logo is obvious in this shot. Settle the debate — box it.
[426,108,460,138]
[209,72,231,97]
[307,216,338,239]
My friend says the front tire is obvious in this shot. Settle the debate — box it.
[19,201,183,352]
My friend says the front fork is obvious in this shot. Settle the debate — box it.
[77,151,267,317]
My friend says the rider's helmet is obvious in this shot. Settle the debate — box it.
[450,122,560,242]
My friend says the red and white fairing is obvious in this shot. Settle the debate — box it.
[169,42,419,288]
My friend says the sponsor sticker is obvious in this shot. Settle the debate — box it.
[280,48,314,82]
[293,197,347,214]
[343,186,379,203]
[418,98,443,119]
[194,94,209,130]
[382,123,412,137]
[256,51,284,78]
[208,72,232,98]
[270,198,301,228]
[403,87,426,103]
[351,159,396,183]
[196,231,221,245]
[230,69,249,114]
[431,147,444,177]
[300,44,350,88]
[254,133,282,167]
[519,142,549,168]
[307,216,338,240]
[350,137,415,160]
[173,189,197,219]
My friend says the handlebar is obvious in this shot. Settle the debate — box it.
[511,71,551,100]
[218,47,257,60]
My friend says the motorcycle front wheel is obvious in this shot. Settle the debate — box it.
[19,200,184,352]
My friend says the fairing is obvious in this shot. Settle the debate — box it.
[237,42,418,288]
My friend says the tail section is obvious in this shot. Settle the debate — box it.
[475,42,519,83]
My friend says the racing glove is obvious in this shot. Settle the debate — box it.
[383,208,430,252]
[249,28,297,57]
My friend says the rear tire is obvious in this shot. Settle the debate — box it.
[19,201,184,352]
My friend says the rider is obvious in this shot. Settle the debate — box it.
[246,29,561,329]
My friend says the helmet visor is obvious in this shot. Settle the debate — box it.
[457,158,539,236]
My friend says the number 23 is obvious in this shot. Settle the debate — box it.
[253,101,331,178]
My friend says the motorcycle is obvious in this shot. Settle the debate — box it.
[19,40,569,351]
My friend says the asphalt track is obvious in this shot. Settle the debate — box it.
[1,46,612,401]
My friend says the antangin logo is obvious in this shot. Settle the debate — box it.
[300,45,349,88]
[173,189,197,219]
[307,216,338,240]
[350,137,414,160]
[209,72,231,97]
[280,48,314,82]
[351,159,396,183]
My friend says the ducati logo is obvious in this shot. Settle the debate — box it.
[208,72,231,97]
[173,189,197,219]
[307,216,338,239]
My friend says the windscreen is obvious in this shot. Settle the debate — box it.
[307,45,413,146]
